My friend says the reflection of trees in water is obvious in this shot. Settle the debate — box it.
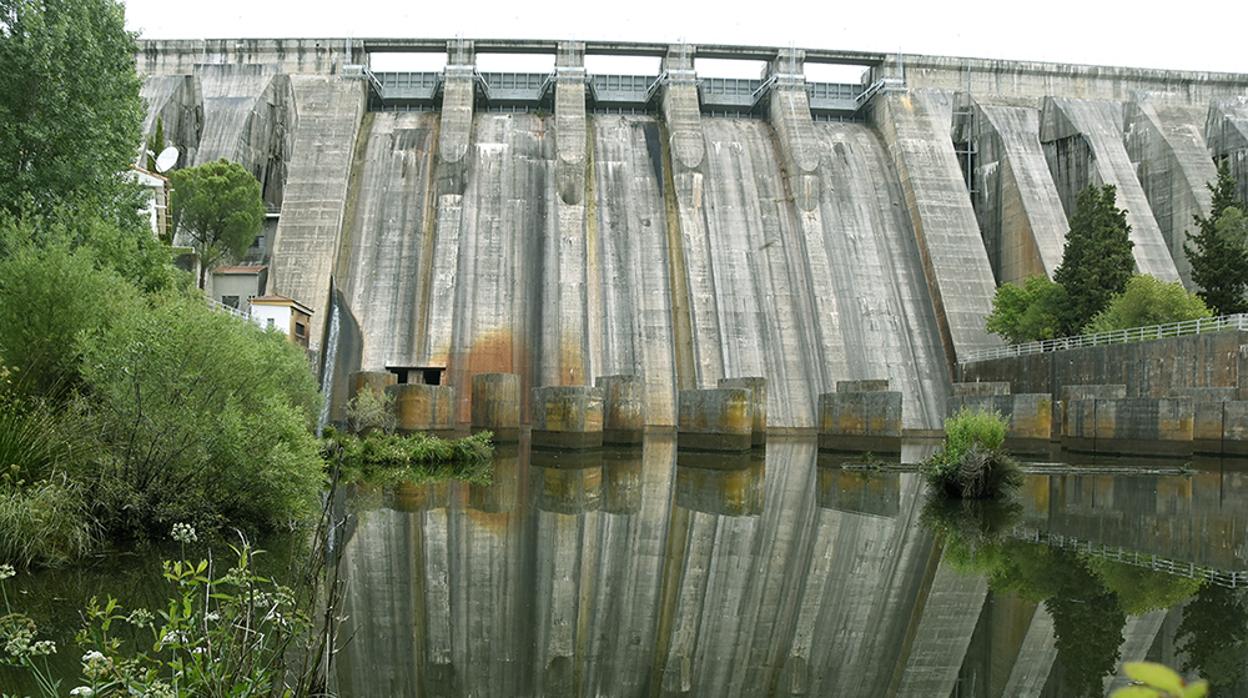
[1041,552,1125,698]
[922,496,1208,697]
[1178,583,1248,692]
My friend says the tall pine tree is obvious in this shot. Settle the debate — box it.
[1053,185,1136,334]
[1185,161,1248,315]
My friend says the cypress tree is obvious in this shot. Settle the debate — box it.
[1185,161,1248,315]
[1053,185,1136,334]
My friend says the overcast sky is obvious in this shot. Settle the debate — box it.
[125,0,1247,79]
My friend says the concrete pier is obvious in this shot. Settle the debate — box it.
[596,375,645,445]
[471,373,521,442]
[1063,397,1194,456]
[531,386,604,450]
[818,381,902,453]
[387,384,457,437]
[676,388,754,452]
[349,370,396,400]
[718,377,767,446]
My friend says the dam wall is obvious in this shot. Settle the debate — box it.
[135,38,1248,429]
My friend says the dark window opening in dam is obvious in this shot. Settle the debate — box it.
[387,365,446,386]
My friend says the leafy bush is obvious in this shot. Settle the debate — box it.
[0,244,142,399]
[922,408,1020,499]
[78,294,323,537]
[345,388,396,435]
[1084,275,1212,334]
[985,275,1067,344]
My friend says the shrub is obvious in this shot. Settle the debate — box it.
[1083,275,1212,334]
[0,244,142,399]
[78,294,323,537]
[922,408,1020,499]
[985,275,1067,344]
[346,388,396,435]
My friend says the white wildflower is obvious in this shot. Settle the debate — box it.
[69,688,94,697]
[170,522,197,544]
[204,611,220,622]
[0,564,15,580]
[28,639,55,656]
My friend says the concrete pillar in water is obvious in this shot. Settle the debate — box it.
[677,388,753,452]
[471,372,521,442]
[818,380,902,453]
[531,386,604,449]
[718,376,767,446]
[596,374,645,445]
[349,370,396,400]
[386,384,457,437]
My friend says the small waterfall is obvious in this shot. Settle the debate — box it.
[317,283,342,436]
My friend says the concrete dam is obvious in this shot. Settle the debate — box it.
[135,38,1248,431]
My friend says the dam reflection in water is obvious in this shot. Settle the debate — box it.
[334,436,1248,698]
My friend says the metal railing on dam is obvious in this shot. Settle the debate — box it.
[366,69,868,117]
[960,313,1248,364]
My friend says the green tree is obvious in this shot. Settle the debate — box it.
[1185,191,1248,316]
[985,275,1067,343]
[1083,275,1212,333]
[1177,583,1248,691]
[169,160,265,289]
[1054,185,1137,334]
[0,0,144,216]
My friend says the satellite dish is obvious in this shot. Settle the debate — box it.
[154,146,179,173]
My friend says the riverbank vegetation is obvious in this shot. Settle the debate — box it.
[0,0,328,564]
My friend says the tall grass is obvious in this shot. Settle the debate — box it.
[0,400,76,482]
[0,400,98,566]
[0,475,98,567]
[922,408,1021,499]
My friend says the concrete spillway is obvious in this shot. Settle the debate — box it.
[1125,99,1218,289]
[966,100,1069,283]
[337,112,438,374]
[1041,97,1180,282]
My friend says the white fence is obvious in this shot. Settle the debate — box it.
[960,314,1248,364]
[205,296,251,322]
[1013,528,1248,588]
